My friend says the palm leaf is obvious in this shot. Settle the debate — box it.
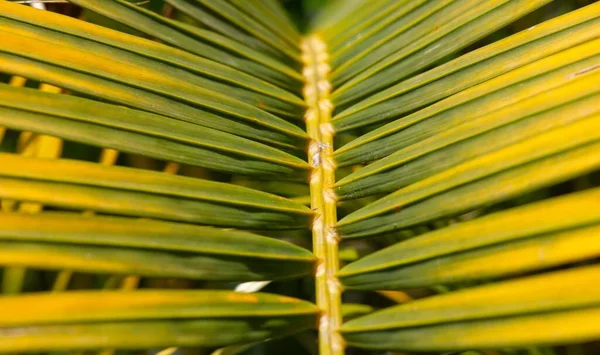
[0,153,312,228]
[0,25,307,144]
[0,212,314,280]
[342,265,600,350]
[337,139,600,238]
[0,290,318,351]
[335,4,600,157]
[69,0,302,88]
[2,0,600,354]
[189,0,301,61]
[0,85,308,175]
[0,2,303,107]
[164,0,292,62]
[330,0,551,105]
[339,187,600,288]
[229,0,300,47]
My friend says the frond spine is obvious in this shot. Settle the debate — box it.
[301,35,343,355]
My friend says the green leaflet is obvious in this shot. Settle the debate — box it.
[0,241,313,281]
[330,0,453,85]
[0,213,314,262]
[341,187,600,277]
[0,178,310,229]
[230,0,300,47]
[335,93,600,199]
[166,0,287,61]
[335,57,600,194]
[0,107,301,175]
[0,152,309,212]
[0,153,312,229]
[0,290,317,351]
[331,0,551,106]
[341,223,600,289]
[165,0,289,63]
[318,0,391,47]
[232,178,310,198]
[0,1,304,109]
[0,84,309,175]
[193,0,301,61]
[344,307,600,351]
[342,266,600,350]
[261,0,299,32]
[0,54,301,149]
[1,267,25,295]
[329,0,425,57]
[339,109,600,225]
[341,304,374,321]
[0,319,314,352]
[0,29,307,142]
[343,265,600,331]
[337,140,600,238]
[309,0,364,37]
[339,188,600,289]
[334,4,600,157]
[0,212,314,280]
[0,289,318,325]
[68,0,302,89]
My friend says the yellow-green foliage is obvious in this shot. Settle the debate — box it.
[0,1,599,354]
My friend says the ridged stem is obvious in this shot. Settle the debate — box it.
[301,35,343,355]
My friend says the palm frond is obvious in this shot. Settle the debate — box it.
[2,0,600,354]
